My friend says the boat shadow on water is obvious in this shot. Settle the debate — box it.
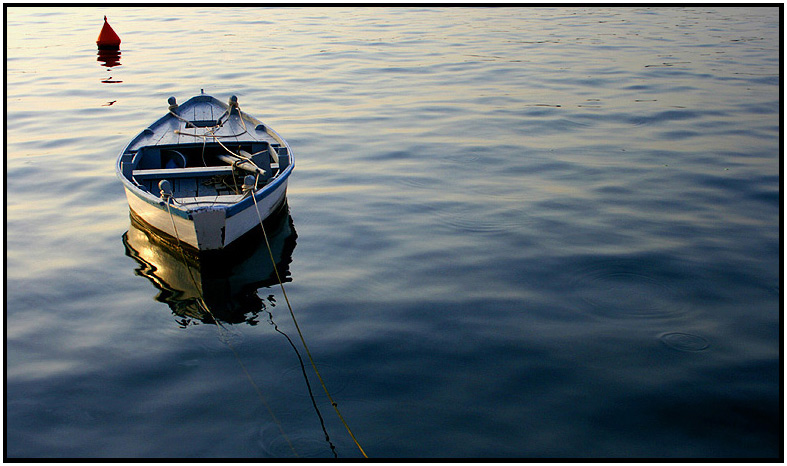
[122,201,297,327]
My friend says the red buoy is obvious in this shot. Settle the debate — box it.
[97,16,121,50]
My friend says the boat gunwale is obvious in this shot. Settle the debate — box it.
[115,94,294,221]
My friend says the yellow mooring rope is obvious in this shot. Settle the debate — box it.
[250,190,369,459]
[164,198,299,457]
[162,103,368,458]
[207,104,369,457]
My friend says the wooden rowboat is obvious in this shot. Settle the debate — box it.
[116,92,294,251]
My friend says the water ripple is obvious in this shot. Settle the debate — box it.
[659,332,710,352]
[255,421,332,458]
[568,256,692,320]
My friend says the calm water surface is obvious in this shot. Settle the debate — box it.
[5,7,781,458]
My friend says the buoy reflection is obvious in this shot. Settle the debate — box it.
[97,48,121,68]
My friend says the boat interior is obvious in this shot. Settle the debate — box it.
[120,141,290,200]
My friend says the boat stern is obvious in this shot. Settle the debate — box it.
[192,208,227,250]
[124,187,230,251]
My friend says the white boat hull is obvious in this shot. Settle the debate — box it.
[124,178,288,251]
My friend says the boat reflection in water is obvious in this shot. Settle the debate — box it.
[122,204,346,458]
[122,202,297,327]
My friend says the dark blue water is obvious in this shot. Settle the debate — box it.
[5,7,781,458]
